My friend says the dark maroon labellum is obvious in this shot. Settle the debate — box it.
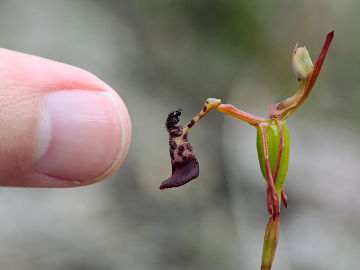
[160,109,200,190]
[159,155,199,190]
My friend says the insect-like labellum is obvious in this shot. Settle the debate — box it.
[160,98,222,190]
[159,32,334,270]
[160,109,199,190]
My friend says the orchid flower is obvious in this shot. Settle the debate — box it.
[160,31,334,270]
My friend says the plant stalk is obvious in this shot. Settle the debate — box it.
[261,215,280,270]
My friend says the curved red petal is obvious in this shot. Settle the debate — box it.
[302,31,334,102]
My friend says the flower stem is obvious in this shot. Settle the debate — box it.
[258,122,280,218]
[216,104,267,125]
[182,98,221,134]
[261,215,280,270]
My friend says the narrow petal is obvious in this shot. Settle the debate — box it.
[269,31,334,119]
[300,31,334,103]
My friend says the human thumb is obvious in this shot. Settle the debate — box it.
[0,48,131,187]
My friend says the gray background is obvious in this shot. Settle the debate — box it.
[0,0,359,269]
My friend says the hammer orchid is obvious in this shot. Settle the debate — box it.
[160,31,334,270]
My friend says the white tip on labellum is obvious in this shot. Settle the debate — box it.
[292,44,314,80]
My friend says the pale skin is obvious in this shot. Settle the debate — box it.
[0,49,131,187]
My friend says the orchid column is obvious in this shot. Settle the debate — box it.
[160,32,334,270]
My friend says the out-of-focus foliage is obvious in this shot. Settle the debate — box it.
[0,0,359,270]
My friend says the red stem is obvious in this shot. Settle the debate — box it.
[259,123,279,218]
[272,120,284,182]
[217,104,268,125]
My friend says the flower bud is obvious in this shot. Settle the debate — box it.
[292,45,314,80]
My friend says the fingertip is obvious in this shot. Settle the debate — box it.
[0,49,131,187]
[36,90,131,187]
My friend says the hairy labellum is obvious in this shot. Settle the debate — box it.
[166,109,182,130]
[160,110,199,189]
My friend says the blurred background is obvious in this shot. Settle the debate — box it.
[0,0,359,269]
